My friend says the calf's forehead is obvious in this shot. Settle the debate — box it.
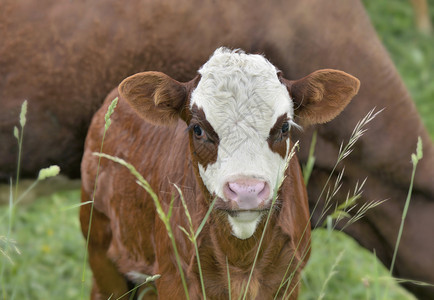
[190,49,294,135]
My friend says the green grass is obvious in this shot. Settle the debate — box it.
[300,229,416,300]
[0,190,90,299]
[0,191,416,300]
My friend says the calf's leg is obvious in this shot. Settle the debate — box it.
[80,189,130,300]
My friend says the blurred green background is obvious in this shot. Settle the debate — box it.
[1,0,433,299]
[364,0,434,137]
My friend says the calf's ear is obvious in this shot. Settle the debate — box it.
[119,71,195,126]
[281,69,360,126]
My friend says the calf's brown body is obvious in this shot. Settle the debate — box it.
[80,53,359,299]
[81,91,312,300]
[81,98,310,299]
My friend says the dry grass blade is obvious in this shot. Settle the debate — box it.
[243,141,299,300]
[94,153,190,300]
[308,108,382,229]
[341,199,388,230]
[81,97,118,299]
[317,250,345,300]
[0,236,21,265]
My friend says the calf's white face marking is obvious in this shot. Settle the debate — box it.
[190,48,295,239]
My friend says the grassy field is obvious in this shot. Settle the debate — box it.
[1,0,433,299]
[0,189,416,300]
[0,190,90,299]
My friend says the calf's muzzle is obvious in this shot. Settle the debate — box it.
[223,179,271,210]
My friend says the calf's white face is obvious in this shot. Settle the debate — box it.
[190,49,296,239]
[119,47,360,241]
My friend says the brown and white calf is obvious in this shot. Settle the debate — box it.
[80,48,359,299]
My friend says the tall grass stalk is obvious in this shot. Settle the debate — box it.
[13,100,27,203]
[390,137,423,275]
[3,100,28,259]
[1,101,60,300]
[380,137,424,299]
[317,250,344,300]
[323,178,387,232]
[274,110,380,299]
[307,108,383,228]
[276,204,314,299]
[1,101,27,300]
[280,108,387,300]
[241,188,279,300]
[226,256,232,300]
[303,129,425,299]
[93,153,189,299]
[242,141,299,300]
[383,137,429,299]
[80,97,118,299]
[176,184,217,300]
[280,240,313,299]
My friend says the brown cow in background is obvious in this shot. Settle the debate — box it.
[1,0,433,298]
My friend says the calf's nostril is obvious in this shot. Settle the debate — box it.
[224,183,238,200]
[257,183,270,200]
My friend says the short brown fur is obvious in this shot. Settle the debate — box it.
[81,63,357,299]
[81,90,311,299]
[281,70,360,126]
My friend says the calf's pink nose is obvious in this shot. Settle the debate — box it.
[223,179,270,210]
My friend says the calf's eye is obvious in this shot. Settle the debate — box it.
[193,124,205,138]
[281,122,290,134]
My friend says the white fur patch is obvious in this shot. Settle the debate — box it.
[228,211,264,239]
[191,48,295,237]
[126,271,160,285]
[127,271,151,284]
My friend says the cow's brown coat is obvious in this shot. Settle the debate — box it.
[80,65,358,298]
[81,91,310,299]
